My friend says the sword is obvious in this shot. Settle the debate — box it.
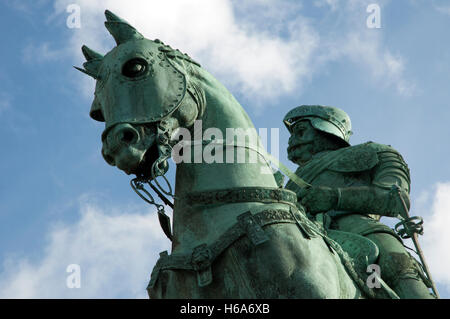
[393,185,440,298]
[262,151,311,188]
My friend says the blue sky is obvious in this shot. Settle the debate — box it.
[1,0,450,298]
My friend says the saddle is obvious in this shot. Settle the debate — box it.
[326,229,379,275]
[324,228,401,299]
[148,186,399,299]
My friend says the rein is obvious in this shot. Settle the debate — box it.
[130,120,176,241]
[129,135,312,242]
[130,177,174,241]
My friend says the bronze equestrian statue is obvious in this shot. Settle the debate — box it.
[76,10,437,298]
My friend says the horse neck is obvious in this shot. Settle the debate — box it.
[169,68,279,252]
[173,69,278,198]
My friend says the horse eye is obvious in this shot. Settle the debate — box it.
[122,58,148,78]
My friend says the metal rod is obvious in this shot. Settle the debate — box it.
[396,187,440,298]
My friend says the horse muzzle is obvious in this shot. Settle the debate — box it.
[101,123,157,176]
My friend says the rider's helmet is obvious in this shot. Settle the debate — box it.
[283,105,353,146]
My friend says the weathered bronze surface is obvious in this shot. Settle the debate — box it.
[77,10,437,299]
[284,105,438,299]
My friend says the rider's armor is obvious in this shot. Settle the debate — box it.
[284,105,435,299]
[285,141,411,230]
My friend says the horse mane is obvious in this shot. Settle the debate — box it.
[155,40,201,68]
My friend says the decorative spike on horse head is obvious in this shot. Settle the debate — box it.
[104,9,144,45]
[75,10,200,132]
[77,10,394,299]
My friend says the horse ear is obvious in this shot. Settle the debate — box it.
[80,45,103,79]
[82,45,103,61]
[75,45,103,80]
[83,60,102,78]
[104,10,144,45]
[73,66,100,80]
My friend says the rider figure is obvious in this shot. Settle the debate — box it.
[283,105,435,299]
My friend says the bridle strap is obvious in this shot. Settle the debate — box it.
[130,136,311,242]
[178,138,311,189]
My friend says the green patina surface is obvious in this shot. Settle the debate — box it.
[76,10,438,299]
[284,105,437,299]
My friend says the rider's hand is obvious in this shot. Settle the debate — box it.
[298,186,339,214]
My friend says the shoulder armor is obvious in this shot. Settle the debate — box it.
[363,141,399,153]
[328,142,379,173]
[366,142,408,169]
[367,142,411,186]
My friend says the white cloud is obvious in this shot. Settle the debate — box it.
[336,31,415,96]
[53,0,320,101]
[312,0,416,96]
[0,195,170,298]
[414,182,450,295]
[50,0,413,103]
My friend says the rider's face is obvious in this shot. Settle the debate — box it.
[287,120,317,165]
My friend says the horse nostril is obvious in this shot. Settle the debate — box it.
[101,123,141,166]
[121,129,136,143]
[115,125,139,145]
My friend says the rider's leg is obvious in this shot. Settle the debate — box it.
[332,214,435,299]
[365,232,435,299]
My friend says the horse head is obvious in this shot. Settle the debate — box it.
[77,10,204,178]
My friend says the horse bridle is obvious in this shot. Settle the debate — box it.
[130,119,176,241]
[128,79,206,241]
[129,121,312,242]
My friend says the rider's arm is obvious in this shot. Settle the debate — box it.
[336,147,411,219]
